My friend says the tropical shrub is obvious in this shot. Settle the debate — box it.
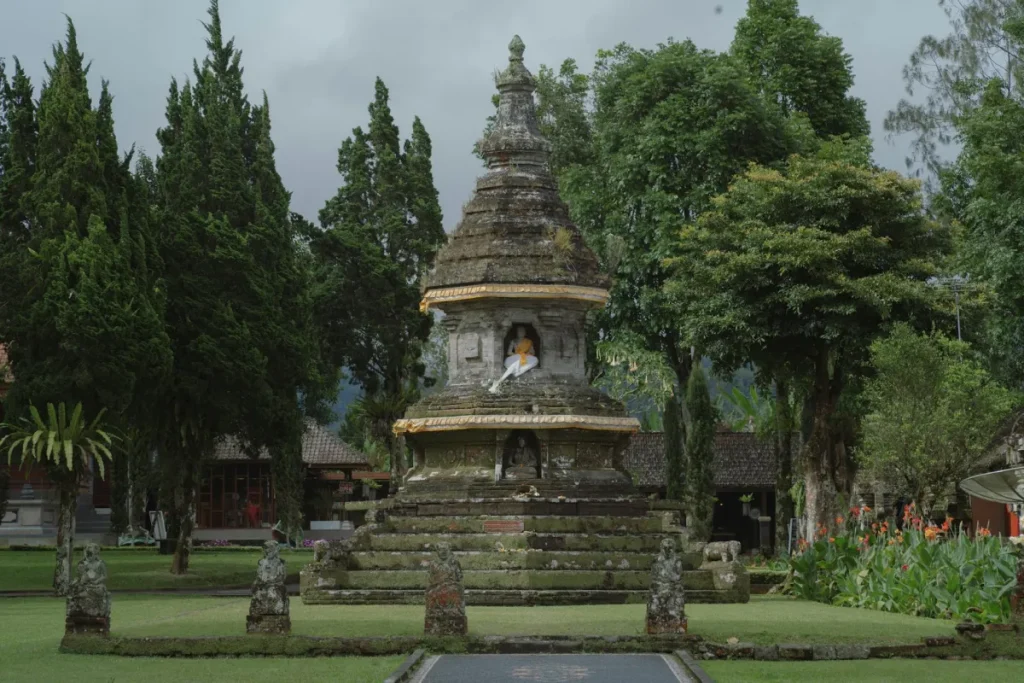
[789,504,1018,624]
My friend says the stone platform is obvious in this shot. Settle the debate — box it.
[300,499,749,606]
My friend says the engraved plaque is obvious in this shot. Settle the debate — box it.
[458,332,481,361]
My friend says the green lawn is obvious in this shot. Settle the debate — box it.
[0,594,1004,682]
[0,595,400,683]
[703,660,1024,682]
[0,548,302,591]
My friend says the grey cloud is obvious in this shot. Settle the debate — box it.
[3,0,953,229]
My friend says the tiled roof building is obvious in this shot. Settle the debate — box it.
[622,430,776,490]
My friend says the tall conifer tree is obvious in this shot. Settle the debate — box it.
[153,1,332,570]
[0,19,170,594]
[317,79,445,481]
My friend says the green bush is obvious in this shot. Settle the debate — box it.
[789,504,1018,624]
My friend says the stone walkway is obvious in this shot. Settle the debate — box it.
[410,654,696,683]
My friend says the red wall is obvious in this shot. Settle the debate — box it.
[971,496,1010,536]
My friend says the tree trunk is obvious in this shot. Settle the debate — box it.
[774,378,795,556]
[170,466,197,575]
[803,349,842,534]
[53,483,78,596]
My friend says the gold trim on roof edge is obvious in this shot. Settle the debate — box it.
[420,284,609,312]
[393,414,640,435]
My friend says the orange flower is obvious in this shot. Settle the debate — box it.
[829,537,836,543]
[836,516,845,525]
[924,527,938,541]
[941,519,951,532]
[863,505,872,513]
[880,522,889,533]
[977,527,992,537]
[871,522,879,531]
[887,538,896,546]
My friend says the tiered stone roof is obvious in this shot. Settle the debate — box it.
[422,36,608,293]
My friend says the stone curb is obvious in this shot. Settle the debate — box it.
[59,633,701,658]
[675,649,716,683]
[383,648,425,683]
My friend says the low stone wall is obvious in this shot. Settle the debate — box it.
[60,634,698,657]
[59,631,1021,660]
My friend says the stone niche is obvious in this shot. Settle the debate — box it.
[404,427,633,496]
[443,300,588,386]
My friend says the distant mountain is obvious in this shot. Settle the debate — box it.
[327,378,361,429]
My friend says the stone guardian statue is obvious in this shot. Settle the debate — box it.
[646,538,687,634]
[247,540,291,634]
[424,542,467,635]
[65,542,112,636]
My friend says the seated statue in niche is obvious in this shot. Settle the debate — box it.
[489,325,539,393]
[504,434,540,480]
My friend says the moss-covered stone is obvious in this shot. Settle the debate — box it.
[348,550,657,571]
[60,633,702,658]
[380,515,661,535]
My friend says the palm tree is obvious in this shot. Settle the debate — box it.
[1,403,118,595]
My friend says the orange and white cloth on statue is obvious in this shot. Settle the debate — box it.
[504,338,538,374]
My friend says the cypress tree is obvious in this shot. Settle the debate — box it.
[0,19,171,594]
[317,78,445,482]
[663,395,684,502]
[154,0,332,568]
[684,364,717,542]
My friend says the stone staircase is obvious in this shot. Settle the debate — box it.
[300,494,749,606]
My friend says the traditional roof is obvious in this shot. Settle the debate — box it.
[623,431,776,489]
[422,36,608,293]
[211,421,368,467]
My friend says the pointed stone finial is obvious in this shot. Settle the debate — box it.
[509,35,525,61]
[478,34,550,168]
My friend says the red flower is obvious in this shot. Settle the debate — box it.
[901,564,908,571]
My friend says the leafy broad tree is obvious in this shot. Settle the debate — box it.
[315,78,445,482]
[886,0,1024,179]
[668,139,953,531]
[859,324,1017,514]
[732,0,869,140]
[940,70,1024,389]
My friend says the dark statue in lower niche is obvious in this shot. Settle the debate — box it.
[65,542,112,636]
[503,431,540,480]
[646,538,687,635]
[424,542,467,636]
[247,540,291,634]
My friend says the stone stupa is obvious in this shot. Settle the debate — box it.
[299,37,749,606]
[394,34,640,498]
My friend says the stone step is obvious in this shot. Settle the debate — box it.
[350,551,657,572]
[367,533,674,553]
[325,569,718,592]
[302,588,746,606]
[381,515,664,535]
[392,496,650,518]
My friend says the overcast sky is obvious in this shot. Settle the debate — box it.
[2,0,952,229]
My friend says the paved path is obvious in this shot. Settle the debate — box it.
[410,654,696,683]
